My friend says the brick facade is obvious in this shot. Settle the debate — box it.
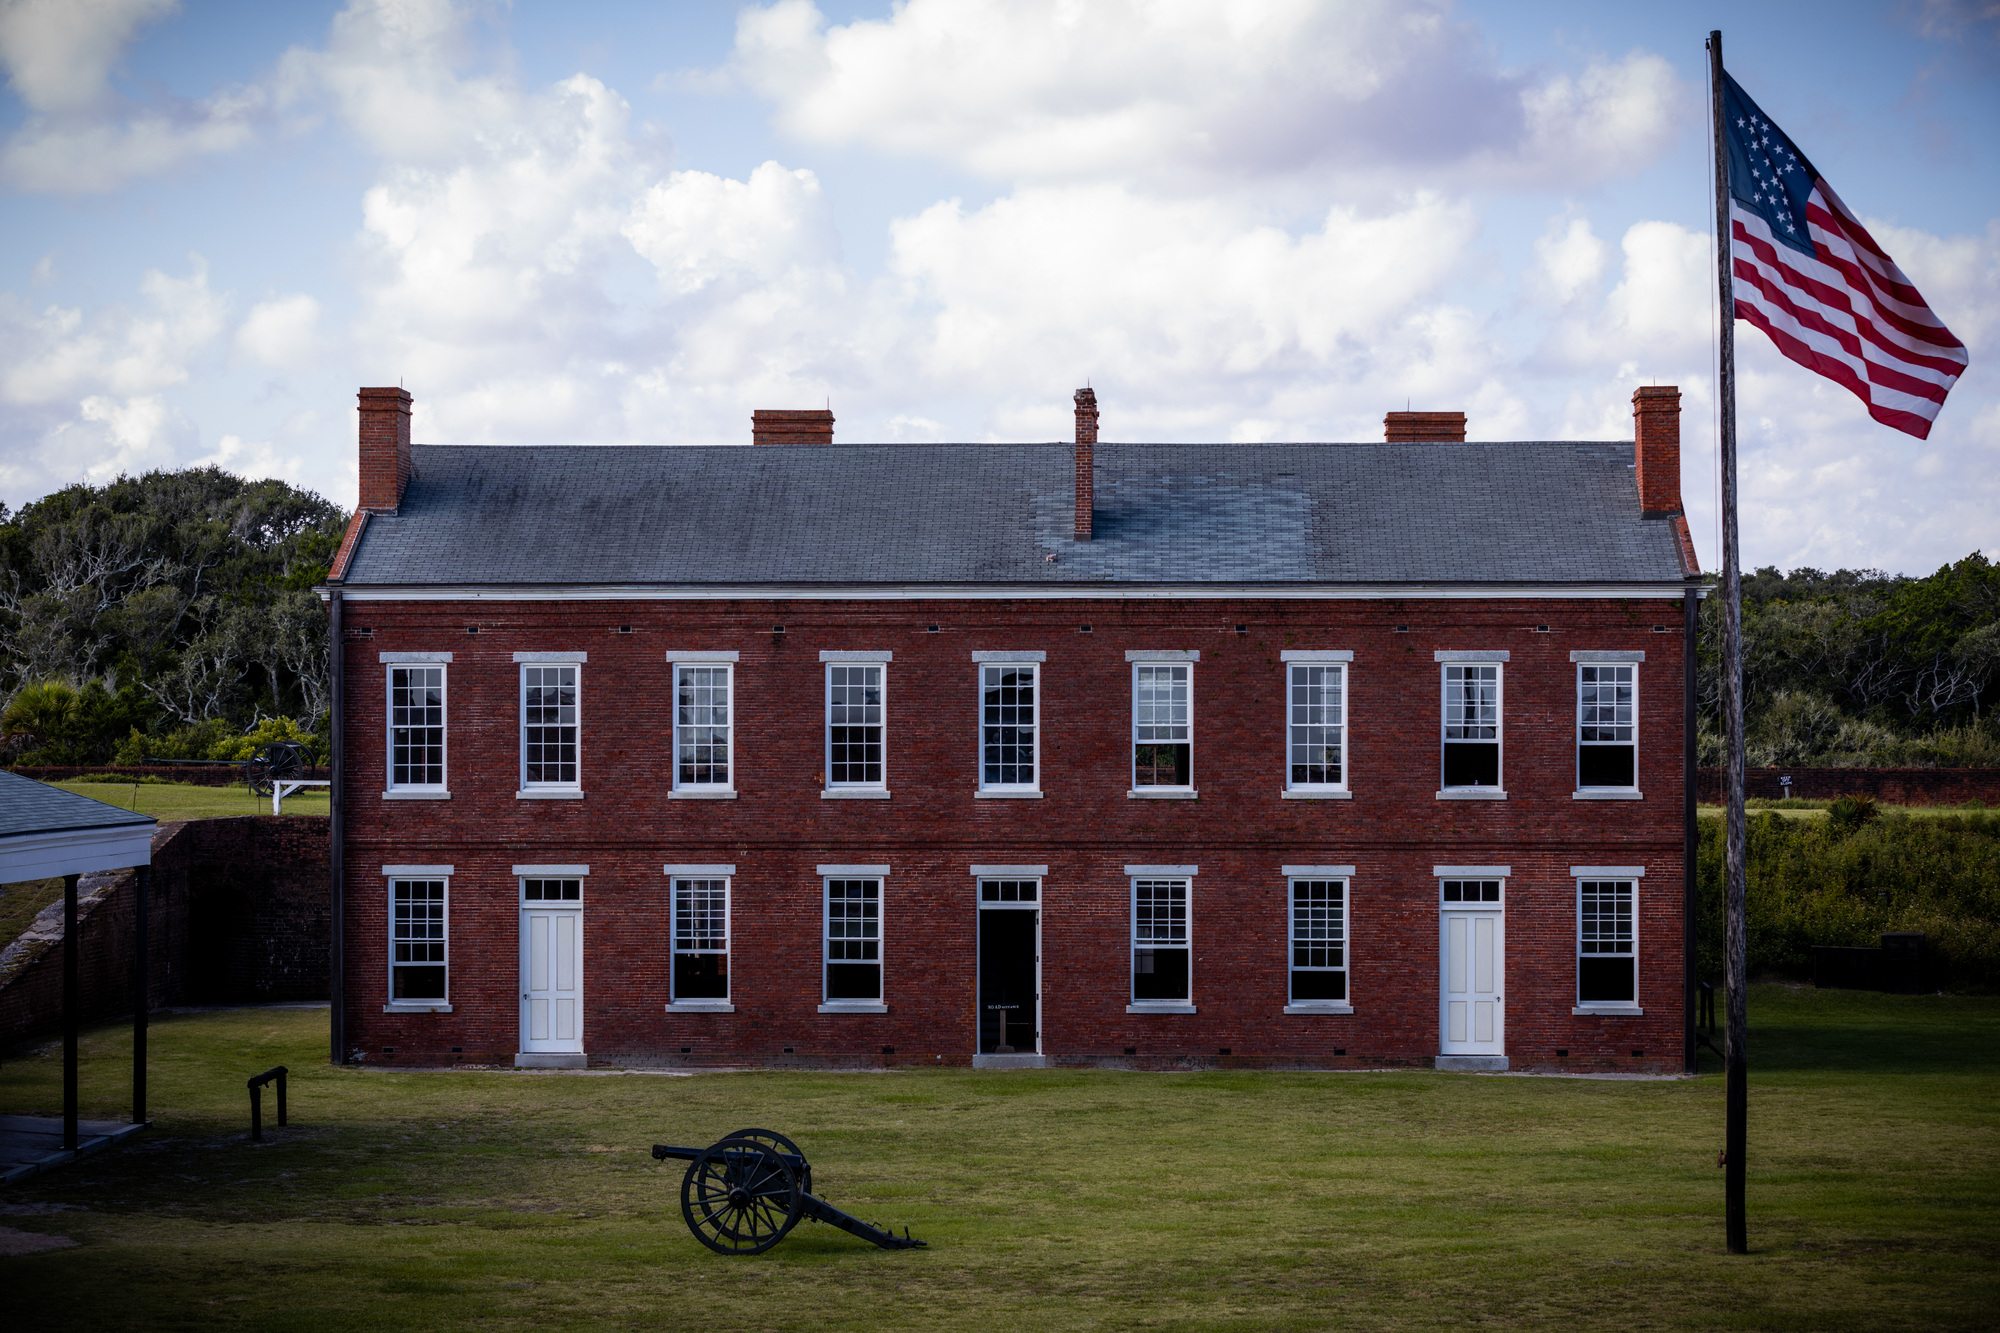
[339,595,1689,1072]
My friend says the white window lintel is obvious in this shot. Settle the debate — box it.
[1282,865,1355,878]
[820,649,892,662]
[665,863,737,876]
[666,650,739,662]
[1435,650,1509,662]
[1433,865,1510,877]
[383,864,453,876]
[379,651,451,663]
[1280,649,1354,662]
[513,651,587,662]
[1125,649,1199,662]
[818,863,889,876]
[513,864,588,876]
[971,650,1046,662]
[1569,865,1646,877]
[1125,864,1197,876]
[1571,650,1646,663]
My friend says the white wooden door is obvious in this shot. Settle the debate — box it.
[520,908,584,1053]
[1439,910,1504,1055]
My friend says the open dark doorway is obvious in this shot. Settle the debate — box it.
[978,908,1038,1055]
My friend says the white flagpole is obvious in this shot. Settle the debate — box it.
[1707,28,1750,1256]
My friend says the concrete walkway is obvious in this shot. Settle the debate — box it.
[0,1115,145,1186]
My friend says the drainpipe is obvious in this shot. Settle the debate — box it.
[329,587,346,1065]
[1683,581,1700,1074]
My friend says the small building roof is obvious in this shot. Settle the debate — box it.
[337,441,1692,591]
[0,770,155,884]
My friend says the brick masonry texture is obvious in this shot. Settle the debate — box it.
[342,595,1691,1073]
[0,816,330,1048]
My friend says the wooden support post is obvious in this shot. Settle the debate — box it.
[63,871,79,1152]
[1708,28,1750,1256]
[134,864,149,1125]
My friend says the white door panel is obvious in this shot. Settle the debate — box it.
[521,908,584,1054]
[1440,909,1504,1056]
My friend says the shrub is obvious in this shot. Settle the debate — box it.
[1827,793,1881,833]
[1697,810,2000,992]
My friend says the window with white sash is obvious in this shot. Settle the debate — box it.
[674,664,733,790]
[389,875,448,1002]
[1577,661,1639,791]
[518,658,581,790]
[672,876,730,1000]
[1285,658,1348,791]
[1289,877,1348,1002]
[1440,658,1502,790]
[825,660,887,790]
[1132,663,1192,789]
[1577,876,1639,1006]
[979,663,1039,791]
[1131,876,1191,1003]
[823,875,883,1001]
[386,663,446,791]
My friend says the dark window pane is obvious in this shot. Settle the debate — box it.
[1133,948,1189,1000]
[393,965,446,1000]
[1579,745,1636,787]
[1443,741,1499,787]
[1291,969,1347,1001]
[826,962,881,999]
[1579,956,1636,1003]
[1133,743,1191,786]
[674,953,728,999]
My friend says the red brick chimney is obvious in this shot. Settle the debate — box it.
[1633,385,1682,516]
[1384,411,1466,442]
[752,409,834,446]
[357,387,413,513]
[1073,387,1097,542]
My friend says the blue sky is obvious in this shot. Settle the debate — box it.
[1,0,1995,576]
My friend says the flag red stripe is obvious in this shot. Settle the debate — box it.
[1733,223,1964,389]
[1805,204,1963,347]
[1736,215,1964,368]
[1738,299,1937,438]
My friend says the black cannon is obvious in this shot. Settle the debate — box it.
[651,1129,926,1255]
[244,740,312,798]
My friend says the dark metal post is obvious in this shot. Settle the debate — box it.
[1684,585,1700,1074]
[250,1082,262,1142]
[328,587,346,1065]
[134,864,149,1124]
[1709,28,1749,1256]
[63,872,79,1151]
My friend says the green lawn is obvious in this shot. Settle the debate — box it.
[1,987,1995,1331]
[53,780,330,820]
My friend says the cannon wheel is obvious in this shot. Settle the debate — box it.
[721,1127,812,1196]
[681,1138,802,1255]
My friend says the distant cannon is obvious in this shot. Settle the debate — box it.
[242,740,328,812]
[651,1129,927,1255]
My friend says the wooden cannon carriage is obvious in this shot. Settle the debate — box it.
[651,1129,927,1255]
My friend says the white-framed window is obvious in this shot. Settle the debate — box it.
[1127,865,1195,1007]
[672,875,730,1000]
[674,663,734,791]
[820,864,887,1005]
[977,657,1040,792]
[1283,651,1351,792]
[1440,877,1504,905]
[1575,652,1642,793]
[1574,867,1642,1008]
[822,652,890,794]
[1287,871,1351,1004]
[516,653,583,792]
[1438,652,1505,792]
[385,866,452,1005]
[383,657,448,793]
[522,875,582,902]
[1129,652,1196,792]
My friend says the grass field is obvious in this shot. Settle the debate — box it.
[0,988,1994,1331]
[52,780,330,820]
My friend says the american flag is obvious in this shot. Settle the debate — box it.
[1723,72,1967,439]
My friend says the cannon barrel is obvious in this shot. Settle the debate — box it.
[657,1132,922,1253]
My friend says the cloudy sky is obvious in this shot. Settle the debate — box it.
[1,0,1995,576]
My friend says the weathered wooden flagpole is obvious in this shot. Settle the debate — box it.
[1707,28,1750,1256]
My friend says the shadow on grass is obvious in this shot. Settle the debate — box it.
[1715,983,2000,1074]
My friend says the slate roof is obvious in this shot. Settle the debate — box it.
[339,441,1691,587]
[0,770,156,840]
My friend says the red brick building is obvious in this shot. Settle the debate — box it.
[323,385,1702,1073]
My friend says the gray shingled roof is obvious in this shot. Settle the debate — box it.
[340,441,1689,587]
[0,770,156,839]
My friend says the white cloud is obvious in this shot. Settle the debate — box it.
[0,0,275,191]
[1530,216,1608,306]
[236,294,322,369]
[725,0,1686,191]
[0,256,226,501]
[0,0,175,114]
